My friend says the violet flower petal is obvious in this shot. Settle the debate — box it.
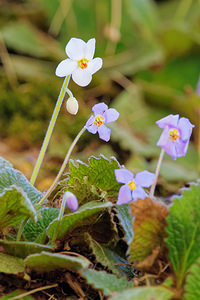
[156,114,179,129]
[175,140,189,157]
[117,185,132,205]
[98,124,111,142]
[92,103,108,116]
[177,117,194,141]
[163,139,177,160]
[103,108,119,124]
[135,171,155,188]
[85,116,98,134]
[65,192,79,211]
[157,126,170,147]
[115,169,134,184]
[132,186,146,201]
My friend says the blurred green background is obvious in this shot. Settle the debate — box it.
[0,0,200,195]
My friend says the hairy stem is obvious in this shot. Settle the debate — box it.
[30,75,70,185]
[150,148,165,198]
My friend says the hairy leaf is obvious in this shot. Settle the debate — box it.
[22,207,59,243]
[0,240,52,259]
[0,156,13,169]
[110,286,173,300]
[166,183,200,288]
[82,269,133,296]
[114,204,133,244]
[67,155,121,201]
[0,167,43,205]
[184,257,200,300]
[85,233,135,278]
[48,201,113,241]
[0,186,36,229]
[0,253,25,274]
[25,251,89,273]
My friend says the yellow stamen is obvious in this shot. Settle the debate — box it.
[169,128,180,141]
[128,180,136,191]
[94,116,105,127]
[78,58,89,69]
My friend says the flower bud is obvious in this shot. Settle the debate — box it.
[63,191,78,211]
[66,97,79,115]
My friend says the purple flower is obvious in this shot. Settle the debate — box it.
[85,103,119,142]
[156,114,194,160]
[115,169,155,205]
[63,191,78,211]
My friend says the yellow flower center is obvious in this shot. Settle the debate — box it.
[94,116,105,127]
[169,128,180,142]
[128,180,137,191]
[78,58,89,69]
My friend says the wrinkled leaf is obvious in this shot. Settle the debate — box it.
[0,253,25,274]
[166,182,200,288]
[0,156,13,169]
[82,269,133,296]
[184,257,200,300]
[22,207,59,243]
[110,286,173,300]
[48,201,113,241]
[114,204,133,244]
[25,251,89,273]
[0,240,52,259]
[85,233,135,278]
[67,155,121,201]
[0,167,43,206]
[0,186,36,229]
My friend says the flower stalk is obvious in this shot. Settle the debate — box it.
[39,126,86,205]
[150,148,165,198]
[30,75,71,185]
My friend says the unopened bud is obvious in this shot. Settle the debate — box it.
[63,191,78,212]
[66,97,79,115]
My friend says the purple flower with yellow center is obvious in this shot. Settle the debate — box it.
[115,169,155,205]
[156,114,194,160]
[85,103,119,142]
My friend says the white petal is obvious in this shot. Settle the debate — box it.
[55,59,77,77]
[66,97,79,115]
[87,58,103,75]
[72,68,92,87]
[65,38,86,60]
[84,38,96,60]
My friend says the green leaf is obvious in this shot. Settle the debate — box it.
[166,183,200,288]
[67,155,121,202]
[22,207,59,243]
[1,290,34,300]
[184,257,200,300]
[0,240,52,259]
[0,156,13,169]
[25,251,89,273]
[0,186,36,229]
[127,0,158,36]
[84,233,135,278]
[110,286,173,300]
[1,20,63,59]
[47,201,113,241]
[0,167,43,206]
[114,204,133,244]
[0,253,25,274]
[82,269,133,296]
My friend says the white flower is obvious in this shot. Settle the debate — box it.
[56,38,103,87]
[66,97,79,115]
